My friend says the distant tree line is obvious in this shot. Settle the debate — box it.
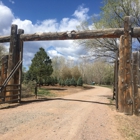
[51,56,114,85]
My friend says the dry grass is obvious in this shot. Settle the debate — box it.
[109,99,140,140]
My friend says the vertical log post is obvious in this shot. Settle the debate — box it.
[0,55,8,101]
[6,24,18,101]
[115,51,118,110]
[137,51,140,116]
[118,35,125,112]
[113,60,116,99]
[133,52,140,116]
[123,16,133,115]
[18,29,24,102]
[113,51,119,109]
[13,29,21,101]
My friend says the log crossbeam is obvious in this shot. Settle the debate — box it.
[0,27,140,43]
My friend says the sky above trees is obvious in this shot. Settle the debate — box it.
[0,0,103,68]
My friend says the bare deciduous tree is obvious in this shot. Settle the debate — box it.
[76,0,140,61]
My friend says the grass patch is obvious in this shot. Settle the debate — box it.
[120,122,140,140]
[37,88,55,97]
[22,83,35,98]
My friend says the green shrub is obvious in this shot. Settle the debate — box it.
[22,80,37,97]
[77,77,83,86]
[70,77,77,86]
[65,78,71,86]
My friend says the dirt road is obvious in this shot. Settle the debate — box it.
[0,86,124,140]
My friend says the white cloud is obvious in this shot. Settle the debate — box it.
[73,5,89,20]
[47,50,63,58]
[0,3,90,67]
[0,1,14,34]
[9,0,15,4]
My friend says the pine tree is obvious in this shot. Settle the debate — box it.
[54,77,58,84]
[77,77,83,86]
[59,79,62,86]
[70,77,77,86]
[51,77,55,86]
[23,70,32,84]
[65,78,71,86]
[29,47,53,85]
[61,79,65,86]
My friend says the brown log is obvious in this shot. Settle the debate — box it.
[6,24,18,101]
[16,27,140,40]
[0,28,123,42]
[113,51,119,109]
[133,27,140,37]
[17,29,24,102]
[118,35,125,112]
[1,27,140,43]
[123,16,133,115]
[133,52,140,116]
[0,55,8,101]
[20,28,125,41]
[0,55,8,84]
[138,51,140,115]
[0,35,10,43]
[113,61,116,99]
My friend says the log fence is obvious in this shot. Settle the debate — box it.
[0,16,140,116]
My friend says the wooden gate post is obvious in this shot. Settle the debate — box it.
[133,52,140,116]
[12,29,24,102]
[118,35,125,112]
[113,51,119,109]
[17,29,24,102]
[6,24,18,101]
[123,16,133,115]
[0,55,8,102]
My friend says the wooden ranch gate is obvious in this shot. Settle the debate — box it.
[0,16,140,116]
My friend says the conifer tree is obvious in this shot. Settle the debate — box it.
[65,78,71,86]
[70,77,77,86]
[77,77,83,86]
[29,47,53,85]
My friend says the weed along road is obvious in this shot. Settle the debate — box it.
[0,86,124,140]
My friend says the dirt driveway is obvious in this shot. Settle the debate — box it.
[0,86,124,140]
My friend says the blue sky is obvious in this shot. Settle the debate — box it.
[3,0,103,23]
[0,0,103,67]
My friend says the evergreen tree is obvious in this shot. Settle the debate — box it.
[23,70,32,84]
[51,77,55,86]
[54,77,58,84]
[61,79,65,86]
[59,79,62,86]
[29,47,53,85]
[70,77,77,86]
[77,77,83,86]
[65,78,71,86]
